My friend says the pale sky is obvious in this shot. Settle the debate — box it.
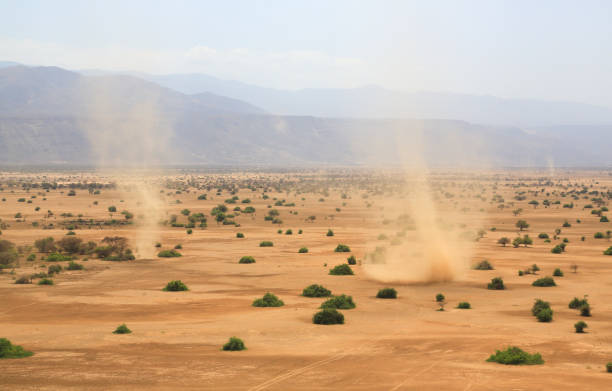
[1,0,612,107]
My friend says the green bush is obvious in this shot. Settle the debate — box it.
[580,304,591,317]
[553,268,563,277]
[47,264,62,275]
[569,296,588,309]
[66,261,84,270]
[0,338,33,359]
[158,249,182,258]
[252,292,284,307]
[239,256,256,264]
[474,260,494,270]
[457,302,471,309]
[551,245,563,254]
[259,241,273,247]
[236,232,244,238]
[487,277,505,290]
[46,252,71,262]
[604,246,612,256]
[594,232,605,239]
[113,324,132,334]
[536,308,553,322]
[532,277,556,287]
[436,293,445,302]
[607,362,612,373]
[329,264,354,275]
[222,337,246,351]
[486,346,543,365]
[321,294,356,309]
[334,244,351,252]
[313,308,344,325]
[347,255,356,265]
[302,284,331,297]
[163,280,188,291]
[574,321,587,333]
[538,233,549,239]
[531,299,551,316]
[376,288,397,299]
[15,276,31,284]
[326,229,334,237]
[298,247,308,253]
[38,278,53,285]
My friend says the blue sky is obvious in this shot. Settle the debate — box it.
[1,0,611,107]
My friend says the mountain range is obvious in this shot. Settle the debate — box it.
[0,63,611,167]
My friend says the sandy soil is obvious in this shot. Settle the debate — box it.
[1,169,611,390]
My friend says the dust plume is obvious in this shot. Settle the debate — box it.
[362,122,484,283]
[77,76,171,258]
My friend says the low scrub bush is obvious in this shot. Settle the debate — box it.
[536,308,553,322]
[252,292,284,307]
[474,260,494,270]
[486,346,543,365]
[347,255,356,265]
[15,276,31,284]
[532,277,556,287]
[313,308,344,325]
[163,280,188,291]
[236,232,244,238]
[46,252,71,262]
[158,249,182,258]
[569,296,588,309]
[334,244,351,252]
[113,324,132,334]
[38,278,53,285]
[320,294,356,309]
[553,268,564,277]
[66,261,84,270]
[259,241,273,247]
[239,256,256,264]
[298,247,308,253]
[329,264,354,275]
[457,302,471,309]
[376,287,397,299]
[574,321,587,333]
[302,284,331,297]
[487,277,505,290]
[47,264,62,275]
[0,338,33,359]
[222,337,246,351]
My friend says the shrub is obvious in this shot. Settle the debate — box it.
[551,245,563,254]
[302,284,331,297]
[436,293,445,302]
[15,276,31,284]
[538,233,549,239]
[57,237,83,254]
[26,254,35,262]
[518,270,524,276]
[239,256,256,264]
[66,261,83,270]
[222,336,246,351]
[113,324,132,334]
[607,362,612,373]
[474,260,494,270]
[298,247,308,253]
[334,244,351,252]
[457,302,471,309]
[569,296,588,309]
[236,232,244,238]
[376,288,397,299]
[158,249,182,258]
[594,232,605,239]
[580,304,591,317]
[47,264,62,275]
[326,229,334,237]
[285,229,293,235]
[163,280,188,291]
[486,346,543,365]
[536,308,553,322]
[532,277,556,287]
[532,299,551,316]
[347,255,356,265]
[252,292,284,307]
[259,241,273,247]
[553,268,563,277]
[574,321,587,333]
[604,246,612,256]
[0,338,33,359]
[487,277,505,290]
[329,264,354,275]
[313,308,344,325]
[321,294,356,309]
[38,278,53,285]
[46,252,71,262]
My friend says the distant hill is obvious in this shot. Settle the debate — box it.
[0,65,611,167]
[142,73,612,128]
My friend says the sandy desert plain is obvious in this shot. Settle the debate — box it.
[1,168,612,390]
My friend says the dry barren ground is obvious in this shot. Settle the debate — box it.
[1,169,612,390]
